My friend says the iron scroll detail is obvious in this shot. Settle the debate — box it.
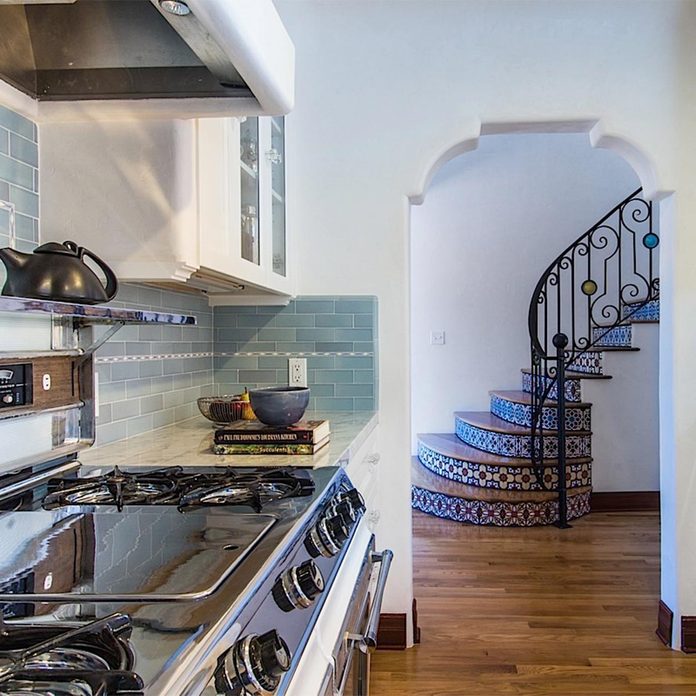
[527,187,658,527]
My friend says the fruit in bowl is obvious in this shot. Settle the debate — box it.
[249,386,310,427]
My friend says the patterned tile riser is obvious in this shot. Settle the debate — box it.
[591,324,632,347]
[417,443,592,491]
[623,299,660,322]
[411,486,591,527]
[454,417,591,459]
[567,352,604,375]
[521,372,582,402]
[490,394,591,431]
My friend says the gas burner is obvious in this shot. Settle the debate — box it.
[41,466,315,513]
[0,614,143,696]
[178,468,315,513]
[42,466,183,512]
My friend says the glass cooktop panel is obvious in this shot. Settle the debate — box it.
[0,509,276,601]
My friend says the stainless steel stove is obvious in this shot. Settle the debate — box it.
[0,459,390,696]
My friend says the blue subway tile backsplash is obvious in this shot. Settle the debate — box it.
[212,295,378,412]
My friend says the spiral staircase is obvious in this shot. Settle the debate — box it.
[411,188,659,527]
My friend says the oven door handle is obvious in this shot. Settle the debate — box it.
[353,549,393,651]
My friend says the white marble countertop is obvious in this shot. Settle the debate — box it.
[80,411,379,470]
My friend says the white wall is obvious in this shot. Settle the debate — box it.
[410,132,639,448]
[586,323,660,492]
[274,0,696,647]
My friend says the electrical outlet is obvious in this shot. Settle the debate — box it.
[288,358,307,387]
[430,330,446,345]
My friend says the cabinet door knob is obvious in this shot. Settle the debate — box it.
[265,148,283,165]
[364,452,381,467]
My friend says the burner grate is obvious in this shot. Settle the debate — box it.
[0,613,143,696]
[41,466,315,512]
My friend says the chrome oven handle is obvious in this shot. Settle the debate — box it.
[363,549,393,649]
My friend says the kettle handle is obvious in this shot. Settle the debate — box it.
[74,244,119,302]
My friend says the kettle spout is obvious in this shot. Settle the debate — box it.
[0,247,29,271]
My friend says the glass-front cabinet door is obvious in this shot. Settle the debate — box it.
[269,116,286,279]
[239,117,261,266]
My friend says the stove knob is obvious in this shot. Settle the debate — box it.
[335,500,357,528]
[342,488,366,514]
[216,631,291,695]
[1,394,14,404]
[272,560,325,612]
[304,515,347,558]
[297,559,325,599]
[325,514,349,545]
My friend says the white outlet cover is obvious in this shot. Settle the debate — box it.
[42,373,51,390]
[288,358,308,387]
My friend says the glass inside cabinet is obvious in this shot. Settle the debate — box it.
[270,117,286,277]
[240,117,260,265]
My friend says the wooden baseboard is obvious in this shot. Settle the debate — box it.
[376,613,407,650]
[656,600,673,647]
[682,616,696,653]
[590,491,660,512]
[412,598,421,644]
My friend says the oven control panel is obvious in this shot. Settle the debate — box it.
[0,363,33,409]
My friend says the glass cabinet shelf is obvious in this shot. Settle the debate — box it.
[0,296,196,325]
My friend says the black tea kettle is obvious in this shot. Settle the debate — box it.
[0,240,118,305]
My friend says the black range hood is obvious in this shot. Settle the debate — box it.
[0,0,269,103]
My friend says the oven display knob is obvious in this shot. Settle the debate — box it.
[342,488,366,514]
[272,560,325,612]
[216,630,291,695]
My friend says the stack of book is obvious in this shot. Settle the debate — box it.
[212,419,331,455]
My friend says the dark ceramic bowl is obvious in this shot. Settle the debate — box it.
[249,386,310,427]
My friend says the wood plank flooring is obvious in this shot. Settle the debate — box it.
[371,511,696,695]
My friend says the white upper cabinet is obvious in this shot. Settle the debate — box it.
[40,116,293,304]
[198,115,292,299]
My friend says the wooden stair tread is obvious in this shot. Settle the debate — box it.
[489,390,591,408]
[521,367,612,380]
[455,411,591,436]
[418,432,591,467]
[579,346,639,353]
[412,457,591,503]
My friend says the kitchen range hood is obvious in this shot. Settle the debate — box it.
[0,0,294,118]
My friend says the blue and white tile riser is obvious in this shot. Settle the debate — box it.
[592,323,632,347]
[417,441,592,491]
[411,485,591,527]
[568,351,604,375]
[490,394,591,431]
[521,371,582,402]
[454,415,592,459]
[623,298,660,322]
[213,296,378,412]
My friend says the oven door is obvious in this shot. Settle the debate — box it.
[333,546,392,696]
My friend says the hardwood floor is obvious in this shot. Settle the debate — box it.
[370,511,696,695]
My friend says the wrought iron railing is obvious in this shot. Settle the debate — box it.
[528,187,659,527]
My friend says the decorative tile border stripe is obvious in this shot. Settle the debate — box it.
[417,442,591,491]
[568,351,604,375]
[411,485,591,527]
[96,350,375,364]
[521,372,582,402]
[96,352,214,364]
[490,394,591,431]
[592,323,632,347]
[623,299,660,322]
[455,416,591,459]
